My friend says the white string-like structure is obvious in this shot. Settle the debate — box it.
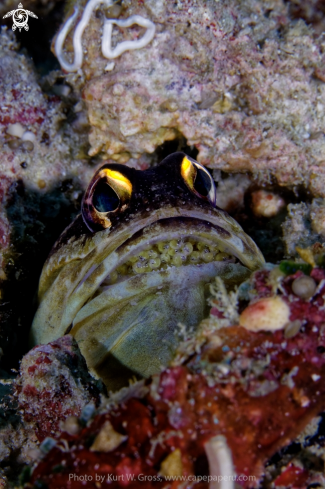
[102,15,156,59]
[54,0,156,73]
[204,436,235,489]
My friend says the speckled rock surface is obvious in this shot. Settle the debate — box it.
[282,199,325,256]
[0,28,91,197]
[0,336,103,486]
[0,368,37,488]
[56,0,325,195]
[15,335,103,442]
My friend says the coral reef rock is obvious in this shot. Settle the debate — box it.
[25,265,325,488]
[0,368,38,487]
[282,199,325,256]
[0,27,90,254]
[15,335,103,442]
[56,0,325,195]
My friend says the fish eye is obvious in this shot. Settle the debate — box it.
[181,156,217,206]
[82,167,132,232]
[92,180,120,213]
[193,166,212,197]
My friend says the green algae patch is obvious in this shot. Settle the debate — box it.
[279,261,312,276]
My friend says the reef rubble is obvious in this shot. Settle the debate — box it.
[15,335,103,442]
[17,263,325,488]
[0,336,103,485]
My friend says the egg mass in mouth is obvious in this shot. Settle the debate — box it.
[108,239,233,283]
[30,152,265,390]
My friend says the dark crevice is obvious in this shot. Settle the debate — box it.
[149,136,199,167]
[285,0,325,35]
[1,179,83,371]
[304,413,325,447]
[229,181,313,263]
[2,1,65,75]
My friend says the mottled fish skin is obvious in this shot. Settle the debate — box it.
[31,152,264,389]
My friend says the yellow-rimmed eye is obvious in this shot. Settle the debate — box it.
[82,166,133,232]
[181,156,217,206]
[96,169,132,208]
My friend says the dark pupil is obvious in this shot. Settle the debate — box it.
[194,168,211,197]
[92,180,119,212]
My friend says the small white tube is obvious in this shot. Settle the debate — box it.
[55,0,114,72]
[54,1,156,72]
[102,15,156,59]
[204,435,235,489]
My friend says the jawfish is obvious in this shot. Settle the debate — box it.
[30,153,264,390]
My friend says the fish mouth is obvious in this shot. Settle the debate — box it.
[70,214,264,329]
[30,211,264,358]
[70,215,260,386]
[30,212,265,390]
[99,217,243,287]
[70,214,263,337]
